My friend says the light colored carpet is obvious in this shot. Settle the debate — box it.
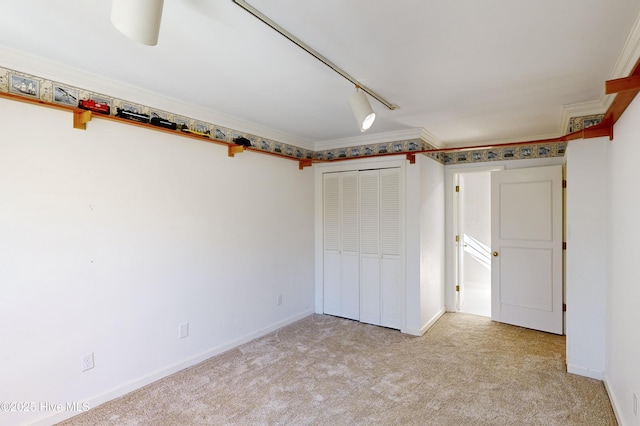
[59,313,616,425]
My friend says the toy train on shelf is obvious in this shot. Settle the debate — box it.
[116,107,149,124]
[151,115,178,130]
[179,124,210,137]
[77,101,178,131]
[76,102,226,140]
[79,99,110,115]
[115,108,212,135]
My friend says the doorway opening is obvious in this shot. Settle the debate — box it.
[454,169,494,317]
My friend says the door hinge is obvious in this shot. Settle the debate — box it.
[563,242,567,250]
[456,285,460,292]
[455,235,460,242]
[455,185,460,192]
[562,180,567,188]
[563,303,567,312]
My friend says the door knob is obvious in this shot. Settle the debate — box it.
[492,251,499,257]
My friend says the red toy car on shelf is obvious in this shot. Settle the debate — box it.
[79,99,110,115]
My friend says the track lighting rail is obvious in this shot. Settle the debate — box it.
[231,0,397,111]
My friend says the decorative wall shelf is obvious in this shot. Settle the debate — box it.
[0,90,315,169]
[5,58,633,170]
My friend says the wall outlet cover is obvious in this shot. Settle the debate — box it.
[81,352,94,372]
[179,322,189,339]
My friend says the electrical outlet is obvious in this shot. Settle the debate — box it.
[179,322,189,339]
[277,294,283,306]
[81,352,94,372]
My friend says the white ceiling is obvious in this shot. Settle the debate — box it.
[1,0,639,149]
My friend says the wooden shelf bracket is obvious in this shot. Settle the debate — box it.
[406,153,416,164]
[605,75,640,95]
[228,145,244,157]
[73,109,92,130]
[298,159,313,170]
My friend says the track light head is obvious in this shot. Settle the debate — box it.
[349,89,376,132]
[111,0,165,46]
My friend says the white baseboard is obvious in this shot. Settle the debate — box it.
[421,308,446,335]
[405,307,446,336]
[31,310,314,426]
[567,364,604,380]
[603,373,623,426]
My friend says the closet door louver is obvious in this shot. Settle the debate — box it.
[381,168,401,256]
[323,174,340,252]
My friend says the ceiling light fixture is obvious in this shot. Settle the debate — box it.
[111,0,165,46]
[349,86,376,132]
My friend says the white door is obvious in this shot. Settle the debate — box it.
[359,168,402,329]
[379,168,402,329]
[323,171,359,320]
[491,165,563,334]
[359,170,381,325]
[323,173,341,317]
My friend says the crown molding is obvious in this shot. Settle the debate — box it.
[560,98,608,134]
[558,13,640,135]
[609,12,640,79]
[316,127,442,151]
[0,44,315,151]
[418,127,444,148]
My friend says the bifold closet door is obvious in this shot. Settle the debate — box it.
[323,171,359,320]
[359,168,402,329]
[359,170,381,325]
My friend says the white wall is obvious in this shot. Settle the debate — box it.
[0,98,315,426]
[418,155,446,332]
[605,93,640,425]
[565,137,609,380]
[405,154,445,335]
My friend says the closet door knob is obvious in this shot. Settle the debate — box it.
[492,251,499,257]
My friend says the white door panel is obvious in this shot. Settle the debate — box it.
[379,169,401,329]
[323,171,360,320]
[498,181,553,242]
[500,247,553,311]
[323,252,341,316]
[360,255,380,325]
[359,168,402,329]
[491,165,563,334]
[359,170,381,325]
[381,257,402,329]
[341,253,360,320]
